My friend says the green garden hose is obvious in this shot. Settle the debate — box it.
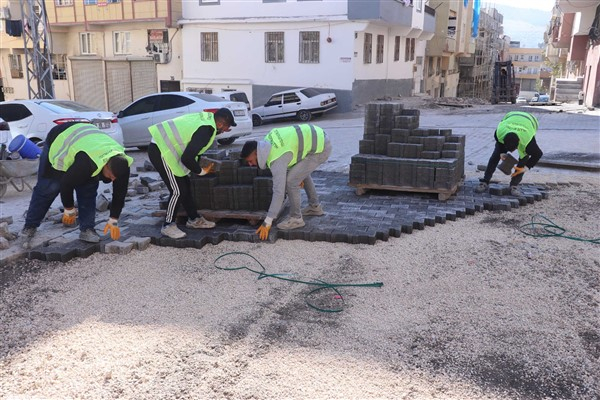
[519,214,599,244]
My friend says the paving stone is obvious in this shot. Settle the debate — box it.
[103,241,135,255]
[124,236,151,250]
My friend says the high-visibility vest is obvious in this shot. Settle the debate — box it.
[48,123,132,176]
[265,124,326,168]
[496,111,539,158]
[148,113,216,176]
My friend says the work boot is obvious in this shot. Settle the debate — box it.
[161,223,187,239]
[20,226,36,238]
[474,182,489,194]
[186,217,215,229]
[302,204,325,216]
[276,217,305,230]
[509,186,523,196]
[79,229,100,243]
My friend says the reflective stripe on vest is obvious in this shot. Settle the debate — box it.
[49,123,131,176]
[266,124,325,168]
[148,113,216,176]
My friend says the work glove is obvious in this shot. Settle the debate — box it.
[299,181,305,189]
[62,208,77,226]
[256,221,272,241]
[103,217,120,240]
[511,166,529,177]
[199,162,216,176]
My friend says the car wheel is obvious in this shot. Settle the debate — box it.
[217,137,236,146]
[252,115,262,127]
[297,110,312,122]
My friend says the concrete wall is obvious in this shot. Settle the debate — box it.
[351,78,413,107]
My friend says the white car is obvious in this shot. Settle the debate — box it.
[0,99,123,146]
[516,96,528,104]
[251,87,337,127]
[117,92,252,148]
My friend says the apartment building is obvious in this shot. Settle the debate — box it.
[0,0,182,112]
[180,0,435,112]
[507,43,550,97]
[546,0,599,106]
[424,0,474,98]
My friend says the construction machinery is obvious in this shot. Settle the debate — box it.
[491,60,518,104]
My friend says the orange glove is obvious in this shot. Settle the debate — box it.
[62,208,77,226]
[199,163,216,176]
[103,217,120,240]
[299,181,304,189]
[256,222,271,241]
[511,166,529,177]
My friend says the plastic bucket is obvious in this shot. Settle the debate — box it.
[8,135,41,159]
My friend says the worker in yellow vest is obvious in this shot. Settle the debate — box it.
[21,122,132,246]
[475,111,543,196]
[147,108,237,239]
[240,124,332,241]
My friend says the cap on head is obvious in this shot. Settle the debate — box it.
[214,107,237,127]
[504,132,519,151]
[240,140,258,159]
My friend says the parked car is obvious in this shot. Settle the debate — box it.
[213,91,251,112]
[251,87,337,127]
[117,92,252,148]
[0,99,123,145]
[530,93,550,103]
[0,117,12,158]
[516,96,528,104]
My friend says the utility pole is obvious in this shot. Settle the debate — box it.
[20,0,54,99]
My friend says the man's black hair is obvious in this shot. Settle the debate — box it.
[504,132,519,151]
[109,156,130,179]
[240,140,258,159]
[214,108,237,127]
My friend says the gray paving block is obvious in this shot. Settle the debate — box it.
[103,241,135,255]
[124,236,151,250]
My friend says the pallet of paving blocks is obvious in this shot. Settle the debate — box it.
[349,101,465,201]
[187,150,274,224]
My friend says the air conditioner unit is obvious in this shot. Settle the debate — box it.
[153,52,167,64]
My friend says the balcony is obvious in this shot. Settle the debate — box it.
[348,0,413,28]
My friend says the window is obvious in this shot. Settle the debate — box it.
[265,32,284,63]
[528,55,533,61]
[79,32,96,55]
[299,31,319,64]
[394,36,400,61]
[9,54,23,78]
[121,96,159,118]
[113,31,131,55]
[0,104,32,122]
[52,54,67,80]
[283,93,301,104]
[157,95,194,111]
[265,94,283,107]
[363,33,372,64]
[376,34,384,63]
[84,0,97,4]
[201,32,219,62]
[84,0,119,3]
[404,38,414,61]
[55,0,74,5]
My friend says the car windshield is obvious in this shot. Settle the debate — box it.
[189,93,228,103]
[37,101,98,113]
[299,88,320,98]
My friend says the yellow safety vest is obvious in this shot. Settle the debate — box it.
[265,124,326,168]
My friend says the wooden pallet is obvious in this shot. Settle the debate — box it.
[152,209,266,225]
[349,182,459,201]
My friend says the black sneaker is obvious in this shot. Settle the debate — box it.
[79,229,100,243]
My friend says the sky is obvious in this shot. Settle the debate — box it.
[481,0,557,12]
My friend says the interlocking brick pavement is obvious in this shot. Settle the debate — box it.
[26,171,550,262]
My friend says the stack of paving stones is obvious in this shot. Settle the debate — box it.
[349,101,465,194]
[25,171,555,262]
[163,149,274,213]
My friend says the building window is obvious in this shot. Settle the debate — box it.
[376,34,384,64]
[52,54,67,80]
[9,54,23,78]
[265,32,284,63]
[405,38,414,61]
[201,32,219,62]
[363,33,372,64]
[113,31,131,55]
[299,31,319,64]
[394,36,400,61]
[79,32,96,55]
[55,0,74,5]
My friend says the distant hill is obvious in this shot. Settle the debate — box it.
[484,4,552,48]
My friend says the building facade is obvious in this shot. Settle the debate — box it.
[180,0,435,112]
[0,0,182,112]
[507,43,549,98]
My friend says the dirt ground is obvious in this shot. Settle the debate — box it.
[1,170,598,399]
